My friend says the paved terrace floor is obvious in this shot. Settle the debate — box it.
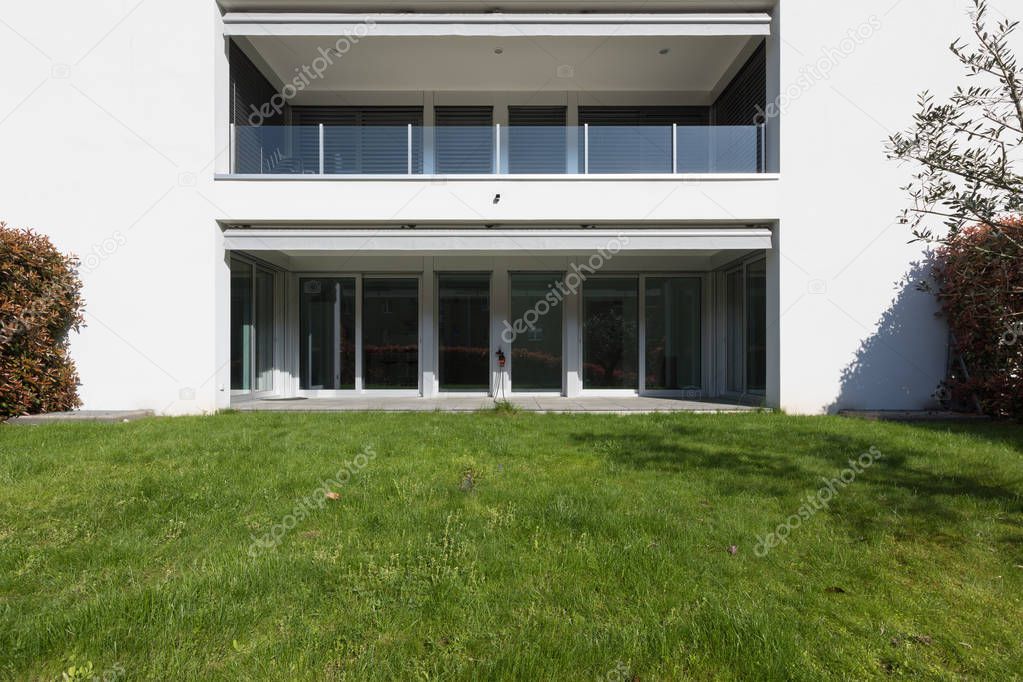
[233,396,764,414]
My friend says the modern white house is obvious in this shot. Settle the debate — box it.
[3,0,1009,415]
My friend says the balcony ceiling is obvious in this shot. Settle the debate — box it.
[220,1,776,11]
[245,34,757,93]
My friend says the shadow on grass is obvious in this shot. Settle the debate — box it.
[569,418,1023,539]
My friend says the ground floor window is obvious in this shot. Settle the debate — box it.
[510,273,564,392]
[230,256,276,393]
[438,274,490,391]
[725,257,767,395]
[299,278,356,390]
[582,277,640,389]
[645,277,702,390]
[363,278,419,389]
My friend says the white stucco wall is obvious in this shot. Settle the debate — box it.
[0,0,1016,414]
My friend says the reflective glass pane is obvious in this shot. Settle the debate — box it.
[583,278,639,389]
[363,278,419,389]
[509,273,563,391]
[726,268,744,393]
[230,259,253,391]
[255,267,275,392]
[645,277,701,390]
[438,274,490,391]
[300,278,356,390]
[746,260,767,392]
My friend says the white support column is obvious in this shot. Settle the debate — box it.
[495,94,510,175]
[566,92,579,174]
[564,268,583,397]
[491,262,510,397]
[421,257,438,397]
[319,123,325,174]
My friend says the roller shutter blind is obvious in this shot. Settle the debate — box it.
[291,106,424,174]
[435,106,494,174]
[508,106,567,174]
[712,42,767,172]
[230,42,285,173]
[578,106,709,173]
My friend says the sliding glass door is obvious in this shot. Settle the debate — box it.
[724,258,767,396]
[363,278,419,390]
[437,274,490,391]
[299,278,356,390]
[230,256,276,394]
[510,273,563,391]
[645,277,702,391]
[582,278,639,389]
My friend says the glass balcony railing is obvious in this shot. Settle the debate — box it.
[231,124,766,176]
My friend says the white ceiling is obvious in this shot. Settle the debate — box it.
[221,1,776,11]
[244,34,757,92]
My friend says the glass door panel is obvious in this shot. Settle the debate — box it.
[726,268,744,393]
[645,277,702,390]
[746,259,767,393]
[509,273,563,391]
[255,267,275,392]
[363,278,419,389]
[438,274,490,391]
[299,278,356,390]
[582,278,639,389]
[230,259,253,391]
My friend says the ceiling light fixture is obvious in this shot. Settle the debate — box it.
[494,48,504,55]
[659,48,671,55]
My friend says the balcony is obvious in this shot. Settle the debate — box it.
[231,123,766,177]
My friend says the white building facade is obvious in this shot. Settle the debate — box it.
[3,0,1007,415]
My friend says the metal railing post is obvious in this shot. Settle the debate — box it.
[407,123,413,175]
[584,123,590,175]
[318,123,325,174]
[672,123,678,174]
[494,123,501,175]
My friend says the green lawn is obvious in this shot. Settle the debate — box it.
[1,411,1021,680]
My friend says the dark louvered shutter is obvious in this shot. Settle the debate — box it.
[712,42,766,172]
[435,106,494,174]
[291,107,423,174]
[230,42,285,173]
[508,106,567,174]
[578,107,708,173]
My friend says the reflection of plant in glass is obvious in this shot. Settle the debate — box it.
[584,307,638,387]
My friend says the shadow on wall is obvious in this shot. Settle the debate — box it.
[828,259,947,413]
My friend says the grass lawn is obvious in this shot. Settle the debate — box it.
[1,411,1021,680]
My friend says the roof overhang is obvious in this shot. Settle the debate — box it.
[222,227,773,255]
[222,12,772,37]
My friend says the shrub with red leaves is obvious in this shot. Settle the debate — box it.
[0,222,84,419]
[934,218,1023,419]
